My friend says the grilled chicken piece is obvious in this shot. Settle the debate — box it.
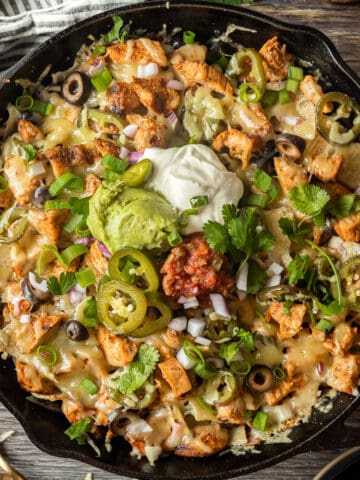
[28,208,67,244]
[299,75,326,107]
[85,173,101,196]
[216,395,246,425]
[171,43,207,63]
[158,357,192,397]
[264,374,306,406]
[126,113,169,151]
[307,153,343,182]
[265,301,307,340]
[175,424,229,457]
[106,81,143,115]
[333,211,360,242]
[259,36,292,82]
[93,138,120,157]
[82,241,108,279]
[16,314,67,354]
[16,361,55,394]
[324,323,358,355]
[4,155,46,205]
[96,325,138,367]
[107,38,168,66]
[132,77,181,115]
[17,119,43,143]
[274,156,309,196]
[212,128,259,171]
[44,145,97,177]
[0,186,14,208]
[172,59,233,96]
[327,354,360,395]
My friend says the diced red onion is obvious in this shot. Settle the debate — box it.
[236,290,247,301]
[281,115,303,126]
[75,237,91,246]
[176,347,195,370]
[120,146,129,158]
[69,284,87,304]
[123,124,138,138]
[137,62,159,78]
[98,243,112,259]
[168,316,187,331]
[354,186,360,195]
[166,111,178,130]
[128,151,144,164]
[187,317,206,337]
[29,161,45,176]
[19,314,31,324]
[28,271,49,293]
[127,418,153,435]
[210,293,231,319]
[194,336,211,346]
[316,362,324,375]
[264,274,281,288]
[266,262,284,276]
[207,357,225,369]
[166,79,185,90]
[236,262,249,291]
[183,298,200,310]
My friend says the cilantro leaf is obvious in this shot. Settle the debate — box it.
[242,193,268,208]
[47,272,77,295]
[237,328,255,352]
[246,260,266,294]
[278,217,312,244]
[253,230,274,253]
[289,184,330,218]
[329,194,356,218]
[104,15,125,44]
[288,254,310,284]
[222,203,237,226]
[203,220,230,254]
[64,417,91,445]
[228,208,257,255]
[219,341,241,365]
[253,168,279,202]
[23,145,36,164]
[315,300,343,316]
[115,344,159,395]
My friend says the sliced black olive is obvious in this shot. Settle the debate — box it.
[275,133,306,159]
[246,365,275,393]
[21,278,51,304]
[61,72,91,105]
[32,185,51,207]
[65,320,89,341]
[170,32,184,49]
[254,139,276,174]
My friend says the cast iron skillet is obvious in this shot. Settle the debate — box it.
[0,1,359,478]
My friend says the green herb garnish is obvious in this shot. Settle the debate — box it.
[47,272,77,295]
[64,417,92,445]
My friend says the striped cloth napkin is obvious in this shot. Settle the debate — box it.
[0,0,139,73]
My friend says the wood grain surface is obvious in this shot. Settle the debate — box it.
[0,1,359,479]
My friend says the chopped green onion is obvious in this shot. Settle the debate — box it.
[15,95,54,115]
[194,362,218,379]
[183,339,205,365]
[183,30,196,45]
[189,135,196,144]
[91,68,113,92]
[168,231,182,247]
[0,175,8,193]
[279,89,291,104]
[103,169,121,182]
[64,417,92,445]
[76,268,96,288]
[182,208,198,216]
[37,244,88,274]
[316,318,334,333]
[190,195,208,208]
[230,360,251,376]
[92,44,106,57]
[44,200,70,211]
[80,378,99,395]
[196,397,217,415]
[262,89,279,106]
[102,154,128,174]
[23,145,36,164]
[306,301,316,326]
[245,410,254,421]
[285,78,299,94]
[239,82,262,103]
[244,193,268,208]
[63,214,84,234]
[215,52,229,71]
[49,172,84,197]
[288,65,304,81]
[36,344,58,367]
[253,411,268,431]
[83,298,98,327]
[272,366,286,380]
[75,221,91,238]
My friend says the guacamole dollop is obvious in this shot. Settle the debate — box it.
[87,180,178,253]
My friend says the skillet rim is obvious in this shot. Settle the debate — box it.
[0,1,359,478]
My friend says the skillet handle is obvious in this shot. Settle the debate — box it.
[308,419,359,451]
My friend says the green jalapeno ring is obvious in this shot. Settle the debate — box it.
[130,292,172,338]
[339,255,360,312]
[108,247,159,292]
[227,48,266,96]
[201,371,237,406]
[316,92,360,145]
[109,379,157,409]
[97,279,147,334]
[0,206,28,244]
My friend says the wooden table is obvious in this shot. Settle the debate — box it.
[0,1,359,479]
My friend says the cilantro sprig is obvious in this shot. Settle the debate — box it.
[64,417,92,445]
[287,254,310,285]
[219,328,255,364]
[104,15,127,44]
[47,272,77,295]
[289,184,330,226]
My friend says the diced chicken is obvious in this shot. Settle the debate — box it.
[96,324,138,367]
[319,182,350,199]
[93,138,120,157]
[172,59,233,96]
[265,301,307,340]
[172,43,207,63]
[175,424,229,457]
[82,241,108,279]
[132,78,181,115]
[162,328,183,350]
[62,399,96,424]
[333,211,360,242]
[85,173,101,196]
[17,119,43,143]
[107,38,168,66]
[4,282,32,317]
[264,374,306,406]
[327,354,360,395]
[16,361,55,394]
[324,323,358,355]
[259,36,292,82]
[0,186,14,208]
[16,314,67,354]
[4,155,45,205]
[44,145,97,178]
[299,75,325,107]
[216,395,246,425]
[212,128,259,170]
[274,156,309,196]
[158,357,192,397]
[307,153,343,182]
[126,113,169,151]
[106,82,144,115]
[28,208,67,244]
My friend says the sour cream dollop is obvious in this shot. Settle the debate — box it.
[144,144,244,235]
